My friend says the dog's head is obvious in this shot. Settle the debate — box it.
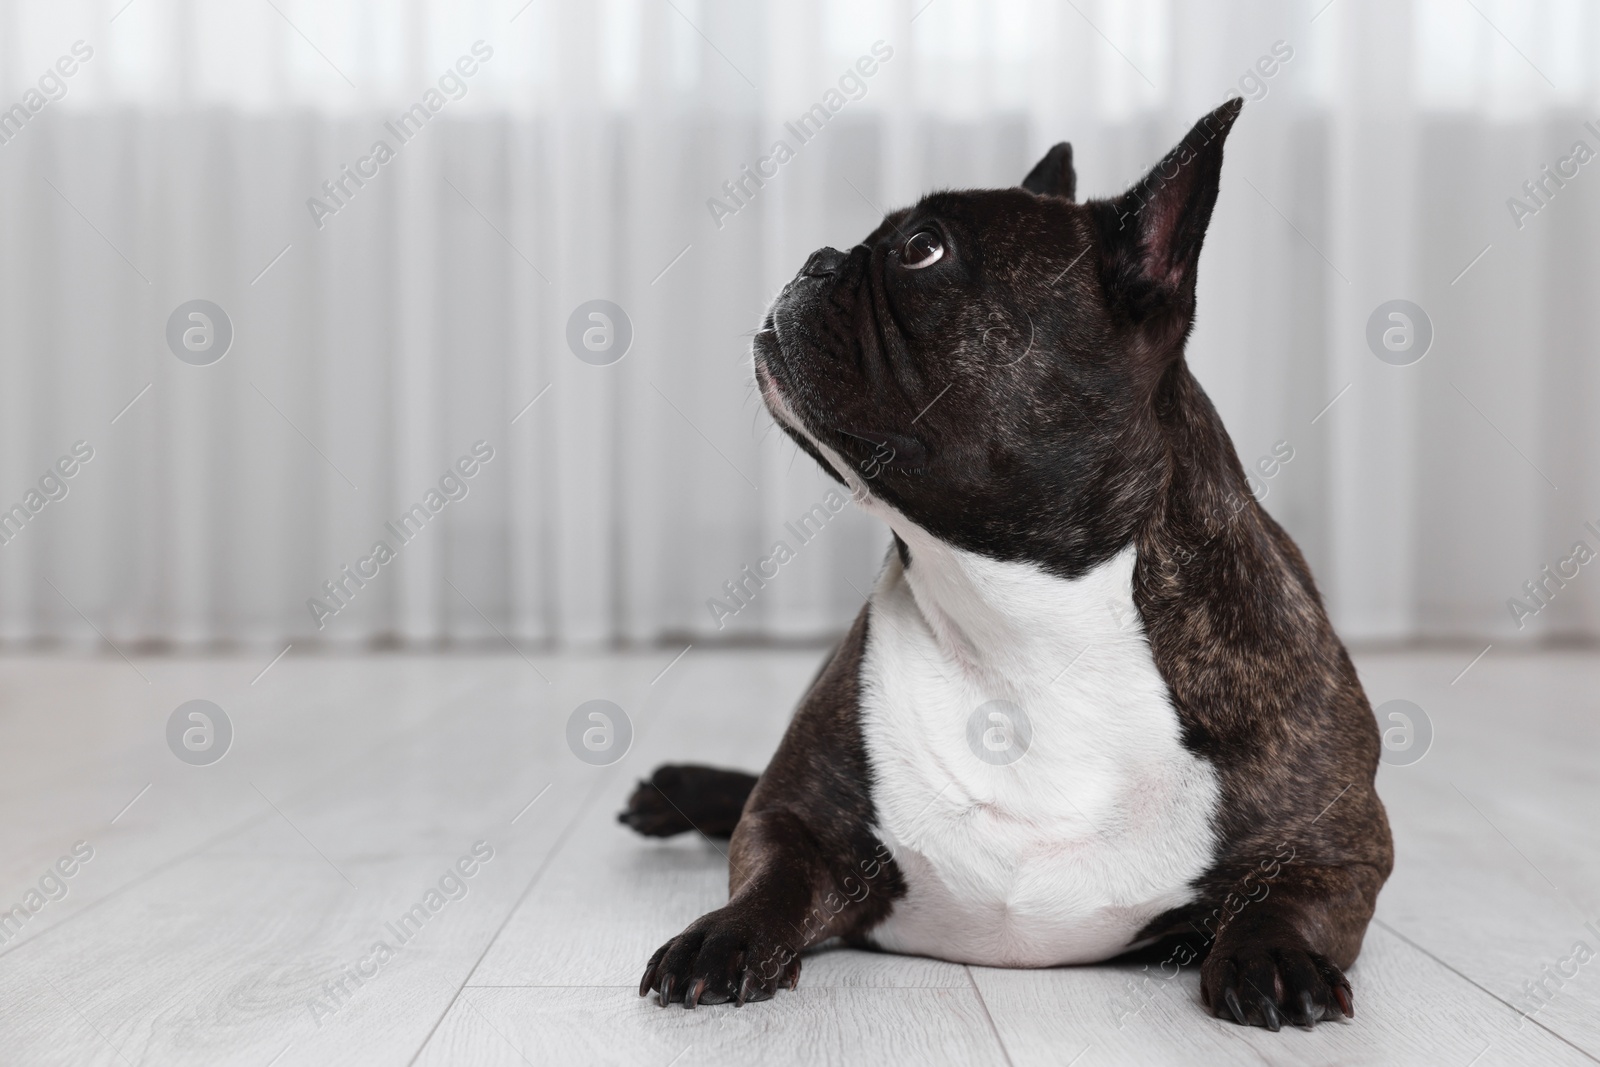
[755,100,1243,574]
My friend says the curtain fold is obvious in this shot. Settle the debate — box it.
[0,0,1596,648]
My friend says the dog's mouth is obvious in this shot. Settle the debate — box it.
[751,327,782,403]
[753,301,832,439]
[755,287,933,492]
[757,310,882,494]
[752,317,798,426]
[753,311,847,482]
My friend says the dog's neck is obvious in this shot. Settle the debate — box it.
[870,496,1143,693]
[766,389,1146,685]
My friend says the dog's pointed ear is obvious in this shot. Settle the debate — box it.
[1090,99,1242,343]
[1021,143,1076,201]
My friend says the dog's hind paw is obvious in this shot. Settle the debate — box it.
[617,764,758,838]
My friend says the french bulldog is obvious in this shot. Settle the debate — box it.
[620,98,1393,1031]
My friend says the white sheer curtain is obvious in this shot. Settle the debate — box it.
[0,0,1596,649]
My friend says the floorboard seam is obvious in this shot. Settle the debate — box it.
[404,768,619,1066]
[0,673,499,964]
[1375,918,1600,1065]
[402,667,705,1062]
[965,966,1018,1067]
[0,809,275,964]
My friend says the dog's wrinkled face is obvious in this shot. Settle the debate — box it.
[756,187,1133,569]
[755,100,1243,576]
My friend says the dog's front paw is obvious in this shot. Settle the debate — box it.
[639,908,800,1008]
[1201,941,1353,1030]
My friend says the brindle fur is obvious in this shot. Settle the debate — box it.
[632,610,905,1007]
[623,99,1392,1029]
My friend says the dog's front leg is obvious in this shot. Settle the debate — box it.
[640,808,881,1008]
[1199,860,1386,1030]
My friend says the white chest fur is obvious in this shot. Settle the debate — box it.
[857,537,1221,968]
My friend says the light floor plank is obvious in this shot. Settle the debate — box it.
[414,986,1011,1067]
[971,923,1592,1067]
[0,650,702,1064]
[0,656,526,955]
[0,648,1596,1065]
[1357,650,1600,1058]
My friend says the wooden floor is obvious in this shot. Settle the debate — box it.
[0,646,1597,1066]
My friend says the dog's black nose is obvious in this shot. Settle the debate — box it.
[800,246,848,277]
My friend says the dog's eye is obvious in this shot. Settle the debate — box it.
[899,230,944,270]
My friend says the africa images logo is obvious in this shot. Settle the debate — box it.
[165,300,234,366]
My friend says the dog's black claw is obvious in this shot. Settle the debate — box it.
[639,945,667,998]
[1223,988,1248,1026]
[685,977,707,1009]
[1294,990,1318,1028]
